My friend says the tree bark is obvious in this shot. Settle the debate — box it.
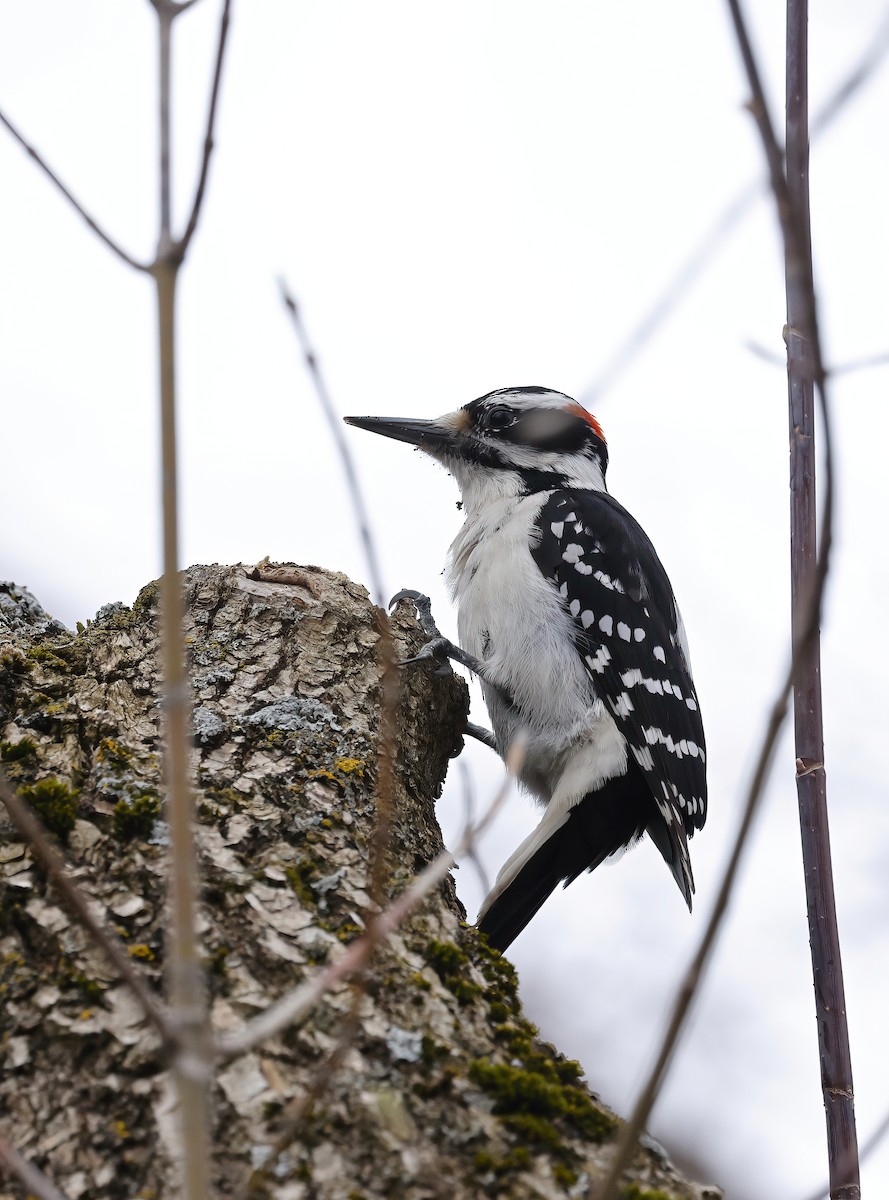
[1,566,719,1200]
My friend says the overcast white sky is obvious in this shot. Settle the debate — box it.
[2,3,888,1197]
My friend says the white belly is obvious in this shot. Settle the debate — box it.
[446,492,626,806]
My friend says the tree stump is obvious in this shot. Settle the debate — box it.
[0,567,719,1200]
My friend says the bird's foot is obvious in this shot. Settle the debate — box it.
[389,589,487,678]
[389,589,442,639]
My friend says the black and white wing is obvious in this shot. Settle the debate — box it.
[531,488,707,906]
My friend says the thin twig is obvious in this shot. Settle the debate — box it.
[244,985,365,1192]
[784,0,858,1192]
[578,5,889,408]
[274,275,398,1169]
[156,5,174,254]
[216,737,525,1060]
[0,1135,71,1200]
[593,658,793,1198]
[0,768,174,1046]
[278,278,388,607]
[0,109,149,272]
[595,1,844,1192]
[746,338,889,377]
[367,614,400,913]
[176,0,233,258]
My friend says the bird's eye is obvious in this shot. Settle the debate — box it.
[486,405,515,432]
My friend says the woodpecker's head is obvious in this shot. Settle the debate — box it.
[345,387,608,504]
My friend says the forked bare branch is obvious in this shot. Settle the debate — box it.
[0,109,150,272]
[176,0,233,257]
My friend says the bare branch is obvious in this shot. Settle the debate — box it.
[593,661,793,1199]
[175,0,233,258]
[595,1,848,1193]
[784,0,858,1191]
[0,767,174,1047]
[279,278,388,606]
[149,5,217,1197]
[746,337,889,377]
[154,259,212,1197]
[0,1135,71,1200]
[216,737,525,1060]
[798,1105,889,1200]
[579,6,889,408]
[0,108,150,272]
[156,5,174,253]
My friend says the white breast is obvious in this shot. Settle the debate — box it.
[445,491,596,740]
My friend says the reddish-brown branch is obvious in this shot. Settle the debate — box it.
[785,1,859,1195]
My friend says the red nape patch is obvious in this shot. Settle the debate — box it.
[567,403,606,443]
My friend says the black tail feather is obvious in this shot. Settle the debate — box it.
[477,767,651,953]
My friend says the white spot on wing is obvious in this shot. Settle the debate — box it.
[585,645,611,673]
[598,615,613,636]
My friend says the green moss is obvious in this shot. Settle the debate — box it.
[468,1059,616,1143]
[51,641,89,674]
[285,859,319,907]
[501,1112,565,1151]
[131,580,160,620]
[334,757,366,777]
[427,938,469,975]
[620,1187,678,1200]
[112,792,161,840]
[408,970,431,992]
[0,738,38,763]
[206,945,230,977]
[425,938,483,1005]
[127,943,154,960]
[0,647,30,677]
[96,738,132,766]
[420,1035,448,1067]
[21,777,79,842]
[473,1145,532,1177]
[335,921,363,942]
[63,971,104,1001]
[26,645,70,671]
[553,1163,579,1189]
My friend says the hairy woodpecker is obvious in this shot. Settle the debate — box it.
[345,387,706,951]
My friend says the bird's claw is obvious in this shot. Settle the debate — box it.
[389,589,442,640]
[399,635,456,676]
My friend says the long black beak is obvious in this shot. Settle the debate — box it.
[343,414,453,451]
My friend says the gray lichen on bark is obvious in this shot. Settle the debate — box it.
[0,568,719,1200]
